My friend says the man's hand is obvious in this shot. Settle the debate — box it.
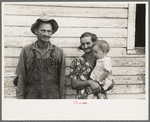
[88,80,101,93]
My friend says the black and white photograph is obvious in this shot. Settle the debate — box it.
[2,1,149,120]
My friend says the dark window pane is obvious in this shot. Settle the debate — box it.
[135,4,145,47]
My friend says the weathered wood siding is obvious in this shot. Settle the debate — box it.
[3,2,145,99]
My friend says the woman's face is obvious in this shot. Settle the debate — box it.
[80,36,93,54]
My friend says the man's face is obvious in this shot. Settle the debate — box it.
[35,22,53,42]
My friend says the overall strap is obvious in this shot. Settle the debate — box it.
[49,45,55,58]
[32,49,37,59]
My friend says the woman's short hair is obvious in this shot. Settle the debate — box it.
[93,40,110,54]
[78,32,98,50]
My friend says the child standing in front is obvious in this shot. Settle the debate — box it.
[89,40,114,99]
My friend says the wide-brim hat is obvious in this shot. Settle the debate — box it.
[31,18,59,35]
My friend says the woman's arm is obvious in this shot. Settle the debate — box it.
[71,77,101,93]
[71,77,89,90]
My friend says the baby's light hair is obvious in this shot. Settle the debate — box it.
[93,40,110,54]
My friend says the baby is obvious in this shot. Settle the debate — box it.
[89,40,114,99]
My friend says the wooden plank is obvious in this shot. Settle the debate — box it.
[4,57,145,67]
[111,67,145,75]
[62,47,126,57]
[4,87,16,97]
[4,37,127,48]
[4,74,145,87]
[65,84,145,94]
[4,37,36,48]
[4,93,145,99]
[108,67,145,75]
[111,57,145,67]
[107,93,145,99]
[107,84,145,94]
[4,47,127,57]
[4,58,19,67]
[4,77,15,87]
[4,27,127,38]
[66,75,145,86]
[112,75,145,84]
[127,47,145,55]
[66,57,145,67]
[4,96,17,99]
[4,84,145,97]
[4,67,145,77]
[4,5,128,18]
[65,94,145,99]
[65,67,145,76]
[4,2,129,8]
[4,68,17,77]
[127,4,136,50]
[4,15,128,27]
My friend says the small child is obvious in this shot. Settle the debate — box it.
[89,40,114,99]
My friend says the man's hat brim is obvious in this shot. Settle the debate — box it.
[31,19,59,35]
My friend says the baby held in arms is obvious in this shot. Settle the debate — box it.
[88,40,114,99]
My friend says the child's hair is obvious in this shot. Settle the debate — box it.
[78,32,98,50]
[93,40,110,54]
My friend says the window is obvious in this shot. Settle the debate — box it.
[135,4,145,47]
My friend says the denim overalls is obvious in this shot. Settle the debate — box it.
[25,45,60,99]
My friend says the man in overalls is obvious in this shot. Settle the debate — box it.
[16,16,66,99]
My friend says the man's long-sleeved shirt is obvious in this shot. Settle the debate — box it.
[16,41,66,99]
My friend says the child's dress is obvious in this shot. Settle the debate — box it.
[90,56,113,90]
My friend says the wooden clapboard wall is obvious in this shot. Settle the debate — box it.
[3,2,145,99]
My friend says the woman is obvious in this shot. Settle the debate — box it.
[69,32,102,99]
